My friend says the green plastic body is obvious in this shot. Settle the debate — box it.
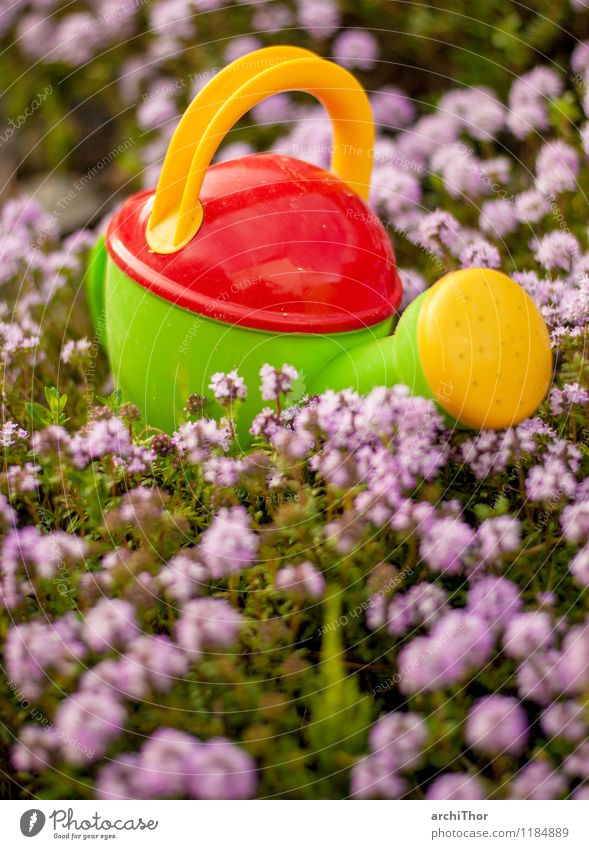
[310,291,428,396]
[310,290,460,427]
[101,255,395,444]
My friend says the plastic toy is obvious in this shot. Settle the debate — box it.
[87,45,552,442]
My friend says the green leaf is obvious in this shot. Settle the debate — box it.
[474,503,494,520]
[25,401,50,428]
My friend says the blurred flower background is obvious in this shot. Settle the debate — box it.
[3,0,589,801]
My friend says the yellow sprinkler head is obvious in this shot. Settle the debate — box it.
[416,268,552,429]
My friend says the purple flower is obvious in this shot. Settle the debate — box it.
[440,86,505,141]
[526,457,576,502]
[273,105,332,168]
[419,516,475,575]
[541,702,587,743]
[535,141,580,196]
[503,612,554,660]
[476,516,521,563]
[350,753,407,799]
[176,598,244,655]
[98,730,256,800]
[559,622,589,695]
[561,500,589,542]
[275,562,325,600]
[0,493,15,528]
[61,337,92,365]
[370,86,415,129]
[1,527,82,607]
[466,696,529,756]
[138,728,199,798]
[70,416,130,469]
[517,650,562,705]
[384,583,447,636]
[173,418,232,464]
[459,238,501,269]
[368,712,429,771]
[203,456,245,488]
[572,40,589,75]
[581,122,589,156]
[250,407,281,438]
[0,420,28,448]
[507,67,563,139]
[54,689,126,764]
[398,268,427,311]
[185,737,257,799]
[426,773,485,800]
[3,462,40,494]
[126,635,188,694]
[514,189,551,223]
[509,761,567,800]
[12,725,61,772]
[115,444,155,475]
[82,598,138,653]
[252,3,293,33]
[417,210,461,256]
[332,29,379,71]
[479,199,518,239]
[96,751,150,800]
[83,634,188,701]
[31,425,70,457]
[199,506,258,578]
[534,231,581,273]
[370,165,421,217]
[5,615,86,699]
[397,113,460,165]
[296,0,340,38]
[564,741,589,779]
[433,143,488,198]
[209,370,247,403]
[52,13,104,65]
[569,544,589,587]
[215,141,254,163]
[271,427,312,460]
[398,611,494,694]
[223,36,263,64]
[467,577,522,632]
[551,382,589,416]
[158,552,207,602]
[259,363,298,401]
[251,94,293,126]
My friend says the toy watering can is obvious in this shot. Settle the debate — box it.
[87,45,552,443]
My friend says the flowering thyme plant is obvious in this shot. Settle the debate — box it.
[4,1,589,802]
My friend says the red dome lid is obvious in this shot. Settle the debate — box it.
[105,153,401,334]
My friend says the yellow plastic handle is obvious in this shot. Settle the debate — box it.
[146,46,375,254]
